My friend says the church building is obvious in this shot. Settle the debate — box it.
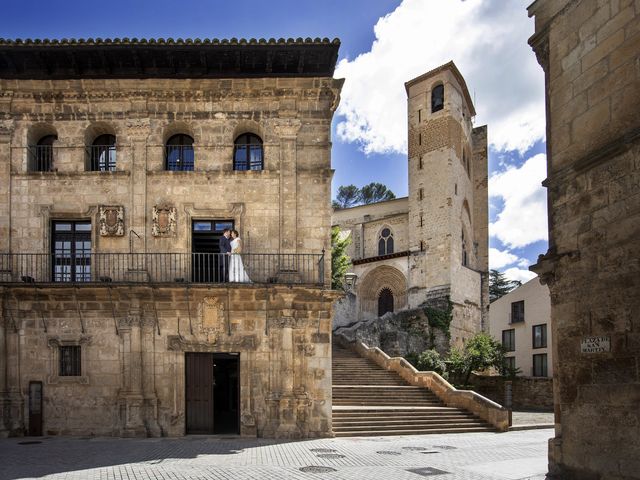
[333,62,489,346]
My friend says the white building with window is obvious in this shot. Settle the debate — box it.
[332,62,489,347]
[489,278,552,377]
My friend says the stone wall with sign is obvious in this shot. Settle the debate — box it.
[528,1,640,478]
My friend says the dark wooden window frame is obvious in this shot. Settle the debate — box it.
[59,345,82,376]
[502,328,515,352]
[233,133,264,171]
[511,300,525,324]
[165,134,195,171]
[87,134,116,171]
[532,323,547,349]
[532,353,548,377]
[432,84,444,113]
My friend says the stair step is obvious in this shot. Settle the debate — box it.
[333,426,494,437]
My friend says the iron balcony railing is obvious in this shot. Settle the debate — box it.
[27,145,55,172]
[86,145,117,171]
[0,252,325,286]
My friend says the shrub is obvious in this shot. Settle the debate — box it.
[416,349,446,375]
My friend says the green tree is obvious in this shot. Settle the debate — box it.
[415,349,446,375]
[333,185,360,209]
[358,182,396,204]
[445,333,507,386]
[489,269,522,302]
[331,226,351,290]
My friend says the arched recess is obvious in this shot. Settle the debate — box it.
[461,199,473,267]
[357,265,407,317]
[27,123,58,172]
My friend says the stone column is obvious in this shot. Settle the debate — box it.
[141,317,161,437]
[0,123,13,252]
[274,120,301,254]
[117,306,146,437]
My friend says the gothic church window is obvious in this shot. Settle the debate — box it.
[432,84,444,113]
[88,134,116,172]
[378,227,394,256]
[165,134,194,171]
[234,133,264,171]
[378,288,394,316]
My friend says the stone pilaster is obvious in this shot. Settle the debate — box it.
[275,316,301,438]
[5,313,23,435]
[126,120,150,252]
[0,300,9,437]
[117,307,146,437]
[141,317,161,437]
[0,122,13,252]
[274,120,301,254]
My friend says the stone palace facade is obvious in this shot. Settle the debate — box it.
[0,37,343,438]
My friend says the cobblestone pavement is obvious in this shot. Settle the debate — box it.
[1,429,553,480]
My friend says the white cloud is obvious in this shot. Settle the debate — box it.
[503,267,537,283]
[489,153,548,249]
[489,247,519,270]
[334,0,545,155]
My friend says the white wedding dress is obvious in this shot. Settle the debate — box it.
[229,238,251,283]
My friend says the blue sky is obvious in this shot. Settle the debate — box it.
[1,0,548,281]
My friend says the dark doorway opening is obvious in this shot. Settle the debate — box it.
[378,288,394,317]
[28,381,43,436]
[191,220,234,282]
[185,352,239,435]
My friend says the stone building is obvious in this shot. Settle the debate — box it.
[489,278,552,378]
[333,62,489,346]
[528,1,640,478]
[0,38,343,438]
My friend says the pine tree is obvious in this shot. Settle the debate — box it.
[489,269,522,302]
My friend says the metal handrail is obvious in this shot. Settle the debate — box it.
[0,252,325,286]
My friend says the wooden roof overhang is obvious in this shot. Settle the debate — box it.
[0,37,340,79]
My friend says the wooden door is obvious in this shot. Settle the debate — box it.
[185,353,214,434]
[28,381,43,436]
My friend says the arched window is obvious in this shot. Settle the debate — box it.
[234,133,263,171]
[378,288,394,317]
[165,134,194,171]
[88,134,116,171]
[29,135,56,172]
[462,229,468,266]
[432,84,444,113]
[378,227,394,256]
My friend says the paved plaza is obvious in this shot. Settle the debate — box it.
[1,429,553,480]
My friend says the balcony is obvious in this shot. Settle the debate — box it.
[0,253,325,286]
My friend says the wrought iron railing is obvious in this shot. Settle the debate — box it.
[86,145,117,171]
[0,252,325,286]
[27,145,55,172]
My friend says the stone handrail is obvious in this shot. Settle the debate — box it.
[334,334,510,432]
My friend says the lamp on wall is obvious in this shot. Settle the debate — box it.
[344,272,358,292]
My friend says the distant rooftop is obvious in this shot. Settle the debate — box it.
[0,37,340,80]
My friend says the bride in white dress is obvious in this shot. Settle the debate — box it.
[229,230,251,283]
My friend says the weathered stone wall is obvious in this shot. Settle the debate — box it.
[469,374,554,411]
[0,285,338,438]
[528,1,640,478]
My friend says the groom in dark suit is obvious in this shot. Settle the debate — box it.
[219,228,232,282]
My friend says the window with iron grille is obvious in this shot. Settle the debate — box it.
[532,324,547,349]
[87,134,116,171]
[502,329,515,352]
[533,353,547,377]
[511,300,525,323]
[165,134,194,171]
[59,346,81,376]
[29,134,56,172]
[233,133,263,171]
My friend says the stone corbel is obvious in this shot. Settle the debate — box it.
[530,249,581,286]
[0,121,14,143]
[528,26,550,73]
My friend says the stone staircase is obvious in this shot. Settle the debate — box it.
[332,343,495,436]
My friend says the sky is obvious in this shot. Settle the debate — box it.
[1,0,547,282]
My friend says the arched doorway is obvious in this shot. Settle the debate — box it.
[378,288,394,316]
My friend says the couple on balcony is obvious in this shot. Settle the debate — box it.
[220,229,251,283]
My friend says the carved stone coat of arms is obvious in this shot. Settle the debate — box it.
[99,205,124,236]
[152,205,177,237]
